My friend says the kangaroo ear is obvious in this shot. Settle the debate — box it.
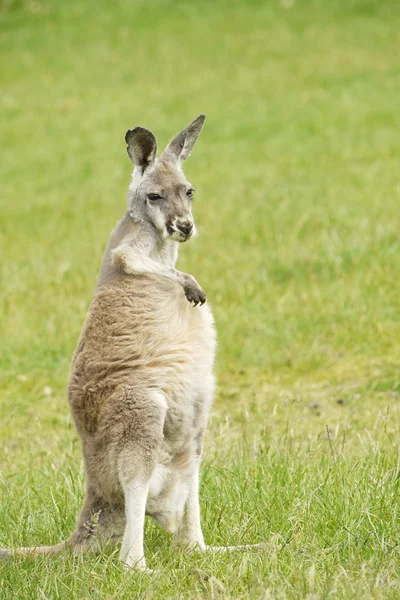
[162,114,206,163]
[125,127,157,171]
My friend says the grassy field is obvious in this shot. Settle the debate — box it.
[1,0,400,597]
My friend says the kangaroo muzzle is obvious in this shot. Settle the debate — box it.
[167,218,195,241]
[176,220,193,237]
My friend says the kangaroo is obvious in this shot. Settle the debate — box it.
[1,115,216,571]
[2,116,264,570]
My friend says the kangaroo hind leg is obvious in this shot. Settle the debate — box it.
[69,491,126,556]
[174,454,205,551]
[117,389,167,571]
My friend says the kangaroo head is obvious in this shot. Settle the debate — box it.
[125,114,205,242]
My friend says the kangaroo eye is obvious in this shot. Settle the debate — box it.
[186,188,194,198]
[147,193,163,201]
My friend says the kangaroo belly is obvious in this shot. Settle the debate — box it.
[68,274,216,504]
[69,274,216,408]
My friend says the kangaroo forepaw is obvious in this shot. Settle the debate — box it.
[184,281,206,306]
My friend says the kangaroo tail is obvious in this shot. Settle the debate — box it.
[0,541,66,559]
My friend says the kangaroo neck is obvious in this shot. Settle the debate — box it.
[98,213,180,288]
[151,235,179,268]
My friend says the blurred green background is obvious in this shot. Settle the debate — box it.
[2,0,400,375]
[1,1,400,598]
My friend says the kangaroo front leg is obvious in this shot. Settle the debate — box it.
[119,479,149,571]
[112,245,206,306]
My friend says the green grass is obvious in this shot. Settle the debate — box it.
[1,0,400,597]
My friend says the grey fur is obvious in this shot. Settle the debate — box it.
[111,114,208,306]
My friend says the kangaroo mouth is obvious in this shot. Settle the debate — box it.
[166,223,188,242]
[166,223,176,236]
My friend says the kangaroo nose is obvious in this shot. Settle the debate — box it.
[177,221,193,236]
